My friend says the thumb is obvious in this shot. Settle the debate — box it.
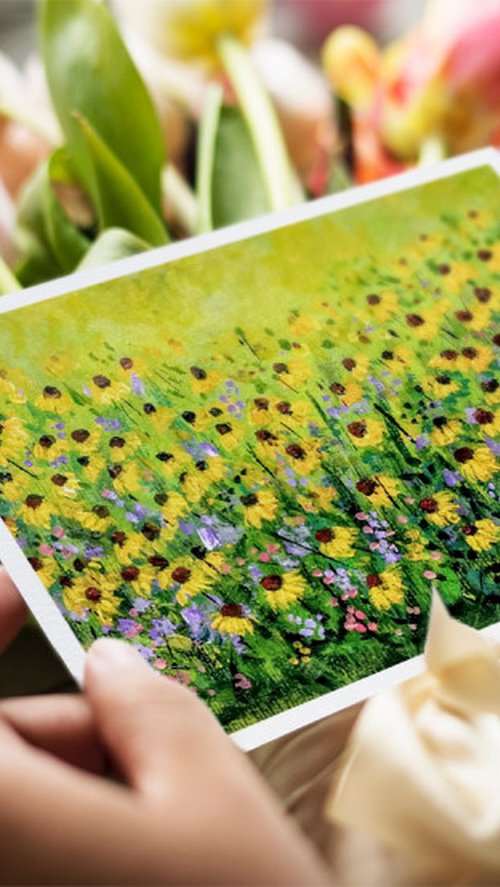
[85,638,237,799]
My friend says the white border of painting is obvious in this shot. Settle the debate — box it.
[1,146,499,752]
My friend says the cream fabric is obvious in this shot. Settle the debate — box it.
[252,595,500,886]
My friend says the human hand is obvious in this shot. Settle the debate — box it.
[0,566,27,653]
[0,635,329,885]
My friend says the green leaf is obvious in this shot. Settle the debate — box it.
[15,150,90,287]
[211,106,268,228]
[196,93,268,232]
[77,227,149,269]
[217,34,295,213]
[0,256,21,296]
[40,0,164,214]
[77,116,168,246]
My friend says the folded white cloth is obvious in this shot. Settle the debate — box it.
[327,593,500,885]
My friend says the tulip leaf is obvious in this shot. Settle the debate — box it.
[197,101,268,232]
[40,0,164,214]
[77,115,169,246]
[212,106,269,227]
[15,150,90,286]
[0,257,21,296]
[77,227,149,270]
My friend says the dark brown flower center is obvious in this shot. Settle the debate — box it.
[454,447,474,463]
[121,566,139,582]
[462,525,478,536]
[419,497,438,513]
[474,408,494,425]
[366,294,381,305]
[25,495,43,509]
[43,385,61,398]
[190,366,207,380]
[462,347,477,359]
[348,421,367,438]
[273,362,289,375]
[276,401,292,415]
[254,397,269,411]
[85,587,102,603]
[330,382,346,395]
[455,310,472,323]
[342,357,356,371]
[367,574,381,587]
[474,287,491,302]
[93,375,111,389]
[261,574,283,591]
[39,435,55,449]
[220,603,245,618]
[241,493,258,507]
[406,314,424,327]
[51,474,67,487]
[286,443,306,460]
[315,528,334,543]
[172,567,191,584]
[356,478,377,495]
[72,429,90,443]
[440,349,457,361]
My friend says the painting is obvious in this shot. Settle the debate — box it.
[0,154,498,746]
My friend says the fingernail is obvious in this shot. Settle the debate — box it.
[88,638,146,669]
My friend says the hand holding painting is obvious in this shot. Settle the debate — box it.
[0,570,327,886]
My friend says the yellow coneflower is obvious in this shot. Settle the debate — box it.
[34,385,73,414]
[240,488,278,528]
[346,416,384,448]
[367,569,404,610]
[19,494,53,530]
[76,505,113,534]
[63,574,121,626]
[418,490,460,526]
[430,418,462,447]
[355,474,400,507]
[211,603,254,636]
[462,519,499,552]
[315,525,357,559]
[453,445,498,483]
[260,571,307,610]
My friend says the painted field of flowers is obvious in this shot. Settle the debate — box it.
[0,164,499,732]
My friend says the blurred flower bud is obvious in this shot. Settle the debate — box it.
[111,0,268,67]
[322,25,380,109]
[252,38,337,177]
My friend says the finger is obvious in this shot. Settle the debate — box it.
[0,566,26,653]
[0,718,170,886]
[85,639,240,799]
[0,693,106,774]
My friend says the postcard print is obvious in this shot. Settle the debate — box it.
[0,161,499,738]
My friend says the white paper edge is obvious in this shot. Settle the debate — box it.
[1,146,499,752]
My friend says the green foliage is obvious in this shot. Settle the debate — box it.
[15,150,90,286]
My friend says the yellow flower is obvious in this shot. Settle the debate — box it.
[430,418,462,447]
[110,461,143,496]
[34,385,73,414]
[112,0,267,66]
[211,420,242,452]
[282,440,320,477]
[260,571,307,610]
[469,408,500,438]
[423,374,459,399]
[33,434,67,462]
[240,488,278,528]
[0,377,27,405]
[211,604,254,636]
[49,471,81,500]
[462,519,500,552]
[249,396,271,426]
[159,490,189,525]
[103,432,142,464]
[67,426,101,456]
[78,454,107,484]
[315,525,357,559]
[113,533,147,563]
[322,25,380,109]
[0,417,28,465]
[455,345,494,374]
[76,505,113,533]
[28,555,57,588]
[63,574,121,626]
[418,490,460,526]
[355,474,400,507]
[272,399,311,425]
[362,289,399,322]
[481,378,500,406]
[329,381,363,406]
[88,374,128,406]
[20,494,53,530]
[118,563,155,598]
[170,552,225,605]
[453,445,498,483]
[367,569,404,610]
[188,365,221,394]
[402,310,440,341]
[405,529,429,562]
[274,357,312,389]
[346,416,384,448]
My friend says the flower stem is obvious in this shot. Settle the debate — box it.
[217,34,294,212]
[195,83,223,233]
